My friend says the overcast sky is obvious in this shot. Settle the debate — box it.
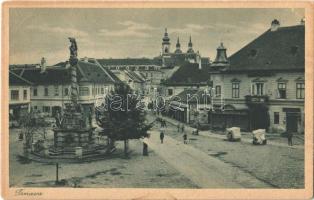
[9,8,304,65]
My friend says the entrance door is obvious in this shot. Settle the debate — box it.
[286,113,298,132]
[250,106,269,131]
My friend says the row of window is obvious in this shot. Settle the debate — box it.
[10,89,28,101]
[32,86,108,97]
[214,82,305,99]
[33,87,68,97]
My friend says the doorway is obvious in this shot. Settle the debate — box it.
[286,113,298,132]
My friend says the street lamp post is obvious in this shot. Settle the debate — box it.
[55,162,59,185]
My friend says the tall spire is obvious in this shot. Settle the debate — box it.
[162,28,170,54]
[174,37,182,54]
[188,35,192,47]
[162,28,170,44]
[176,37,180,48]
[187,35,194,53]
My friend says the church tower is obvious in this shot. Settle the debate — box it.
[174,37,182,54]
[187,35,194,54]
[162,28,171,55]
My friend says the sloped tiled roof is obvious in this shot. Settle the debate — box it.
[97,58,162,66]
[163,62,211,86]
[11,67,72,85]
[228,25,304,72]
[77,61,116,84]
[125,70,145,83]
[11,61,119,85]
[53,61,69,68]
[9,71,33,86]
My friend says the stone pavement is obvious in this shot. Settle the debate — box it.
[156,114,304,149]
[147,113,304,188]
[142,131,272,188]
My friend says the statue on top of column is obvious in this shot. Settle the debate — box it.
[69,37,78,66]
[69,37,78,57]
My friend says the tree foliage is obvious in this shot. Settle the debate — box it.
[19,111,50,149]
[97,83,153,156]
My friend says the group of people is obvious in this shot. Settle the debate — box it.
[158,120,188,144]
[158,117,296,147]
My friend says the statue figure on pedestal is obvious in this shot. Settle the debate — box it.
[69,37,78,57]
[69,37,78,66]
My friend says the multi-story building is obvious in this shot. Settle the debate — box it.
[209,20,305,133]
[11,59,120,116]
[9,71,33,120]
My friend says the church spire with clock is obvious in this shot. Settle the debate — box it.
[162,28,171,55]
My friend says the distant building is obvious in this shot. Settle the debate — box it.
[96,58,165,102]
[160,61,212,124]
[161,62,212,100]
[9,71,33,120]
[209,20,305,133]
[167,88,211,125]
[112,69,146,95]
[160,28,210,68]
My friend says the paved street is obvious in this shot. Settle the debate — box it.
[147,114,304,188]
[9,128,197,188]
[9,113,304,189]
[143,131,271,188]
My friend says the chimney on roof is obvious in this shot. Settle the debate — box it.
[196,51,202,70]
[300,17,305,25]
[40,57,46,73]
[84,56,88,62]
[270,19,280,31]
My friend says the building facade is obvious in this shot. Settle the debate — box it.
[209,20,305,133]
[9,71,33,120]
[11,60,119,117]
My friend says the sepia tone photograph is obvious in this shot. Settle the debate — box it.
[1,1,313,200]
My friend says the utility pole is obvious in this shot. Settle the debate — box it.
[55,162,59,185]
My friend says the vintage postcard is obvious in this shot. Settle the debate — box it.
[1,1,314,200]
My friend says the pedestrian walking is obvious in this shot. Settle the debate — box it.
[183,133,187,144]
[177,123,180,132]
[160,130,165,144]
[287,131,293,146]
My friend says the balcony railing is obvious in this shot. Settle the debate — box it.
[245,95,269,104]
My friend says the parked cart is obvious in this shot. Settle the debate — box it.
[252,129,267,145]
[226,127,241,142]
